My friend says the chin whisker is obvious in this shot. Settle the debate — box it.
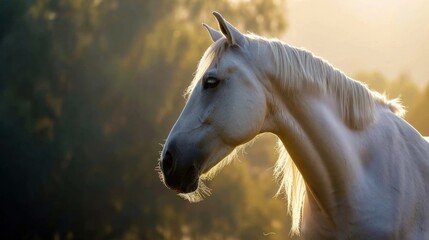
[178,179,211,203]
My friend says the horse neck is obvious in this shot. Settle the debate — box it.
[263,60,366,228]
[274,90,366,226]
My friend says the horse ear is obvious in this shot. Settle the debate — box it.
[203,23,223,42]
[212,11,245,46]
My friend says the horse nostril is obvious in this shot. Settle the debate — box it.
[162,151,175,176]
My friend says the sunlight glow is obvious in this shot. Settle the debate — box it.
[285,0,429,86]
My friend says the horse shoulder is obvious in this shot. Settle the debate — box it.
[350,111,429,237]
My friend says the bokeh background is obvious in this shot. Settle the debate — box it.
[1,0,428,239]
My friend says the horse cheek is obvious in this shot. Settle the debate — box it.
[225,96,265,145]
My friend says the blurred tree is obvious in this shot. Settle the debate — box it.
[388,73,421,113]
[408,85,429,136]
[0,0,289,239]
[354,71,389,93]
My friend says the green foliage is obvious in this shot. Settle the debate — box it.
[0,0,290,239]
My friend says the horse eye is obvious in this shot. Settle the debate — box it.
[203,77,220,89]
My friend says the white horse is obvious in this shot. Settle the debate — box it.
[159,12,429,239]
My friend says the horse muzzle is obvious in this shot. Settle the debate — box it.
[160,140,201,193]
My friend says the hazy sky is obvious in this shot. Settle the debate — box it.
[283,0,429,87]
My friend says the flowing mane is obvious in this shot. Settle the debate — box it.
[260,35,405,234]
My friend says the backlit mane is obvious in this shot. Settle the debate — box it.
[260,36,405,235]
[185,34,406,235]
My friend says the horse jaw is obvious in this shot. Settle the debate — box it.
[178,143,249,203]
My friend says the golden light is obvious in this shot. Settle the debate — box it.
[285,0,429,86]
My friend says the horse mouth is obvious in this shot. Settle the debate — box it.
[156,161,212,202]
[180,176,199,193]
[161,164,200,194]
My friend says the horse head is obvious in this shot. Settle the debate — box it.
[159,12,271,196]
